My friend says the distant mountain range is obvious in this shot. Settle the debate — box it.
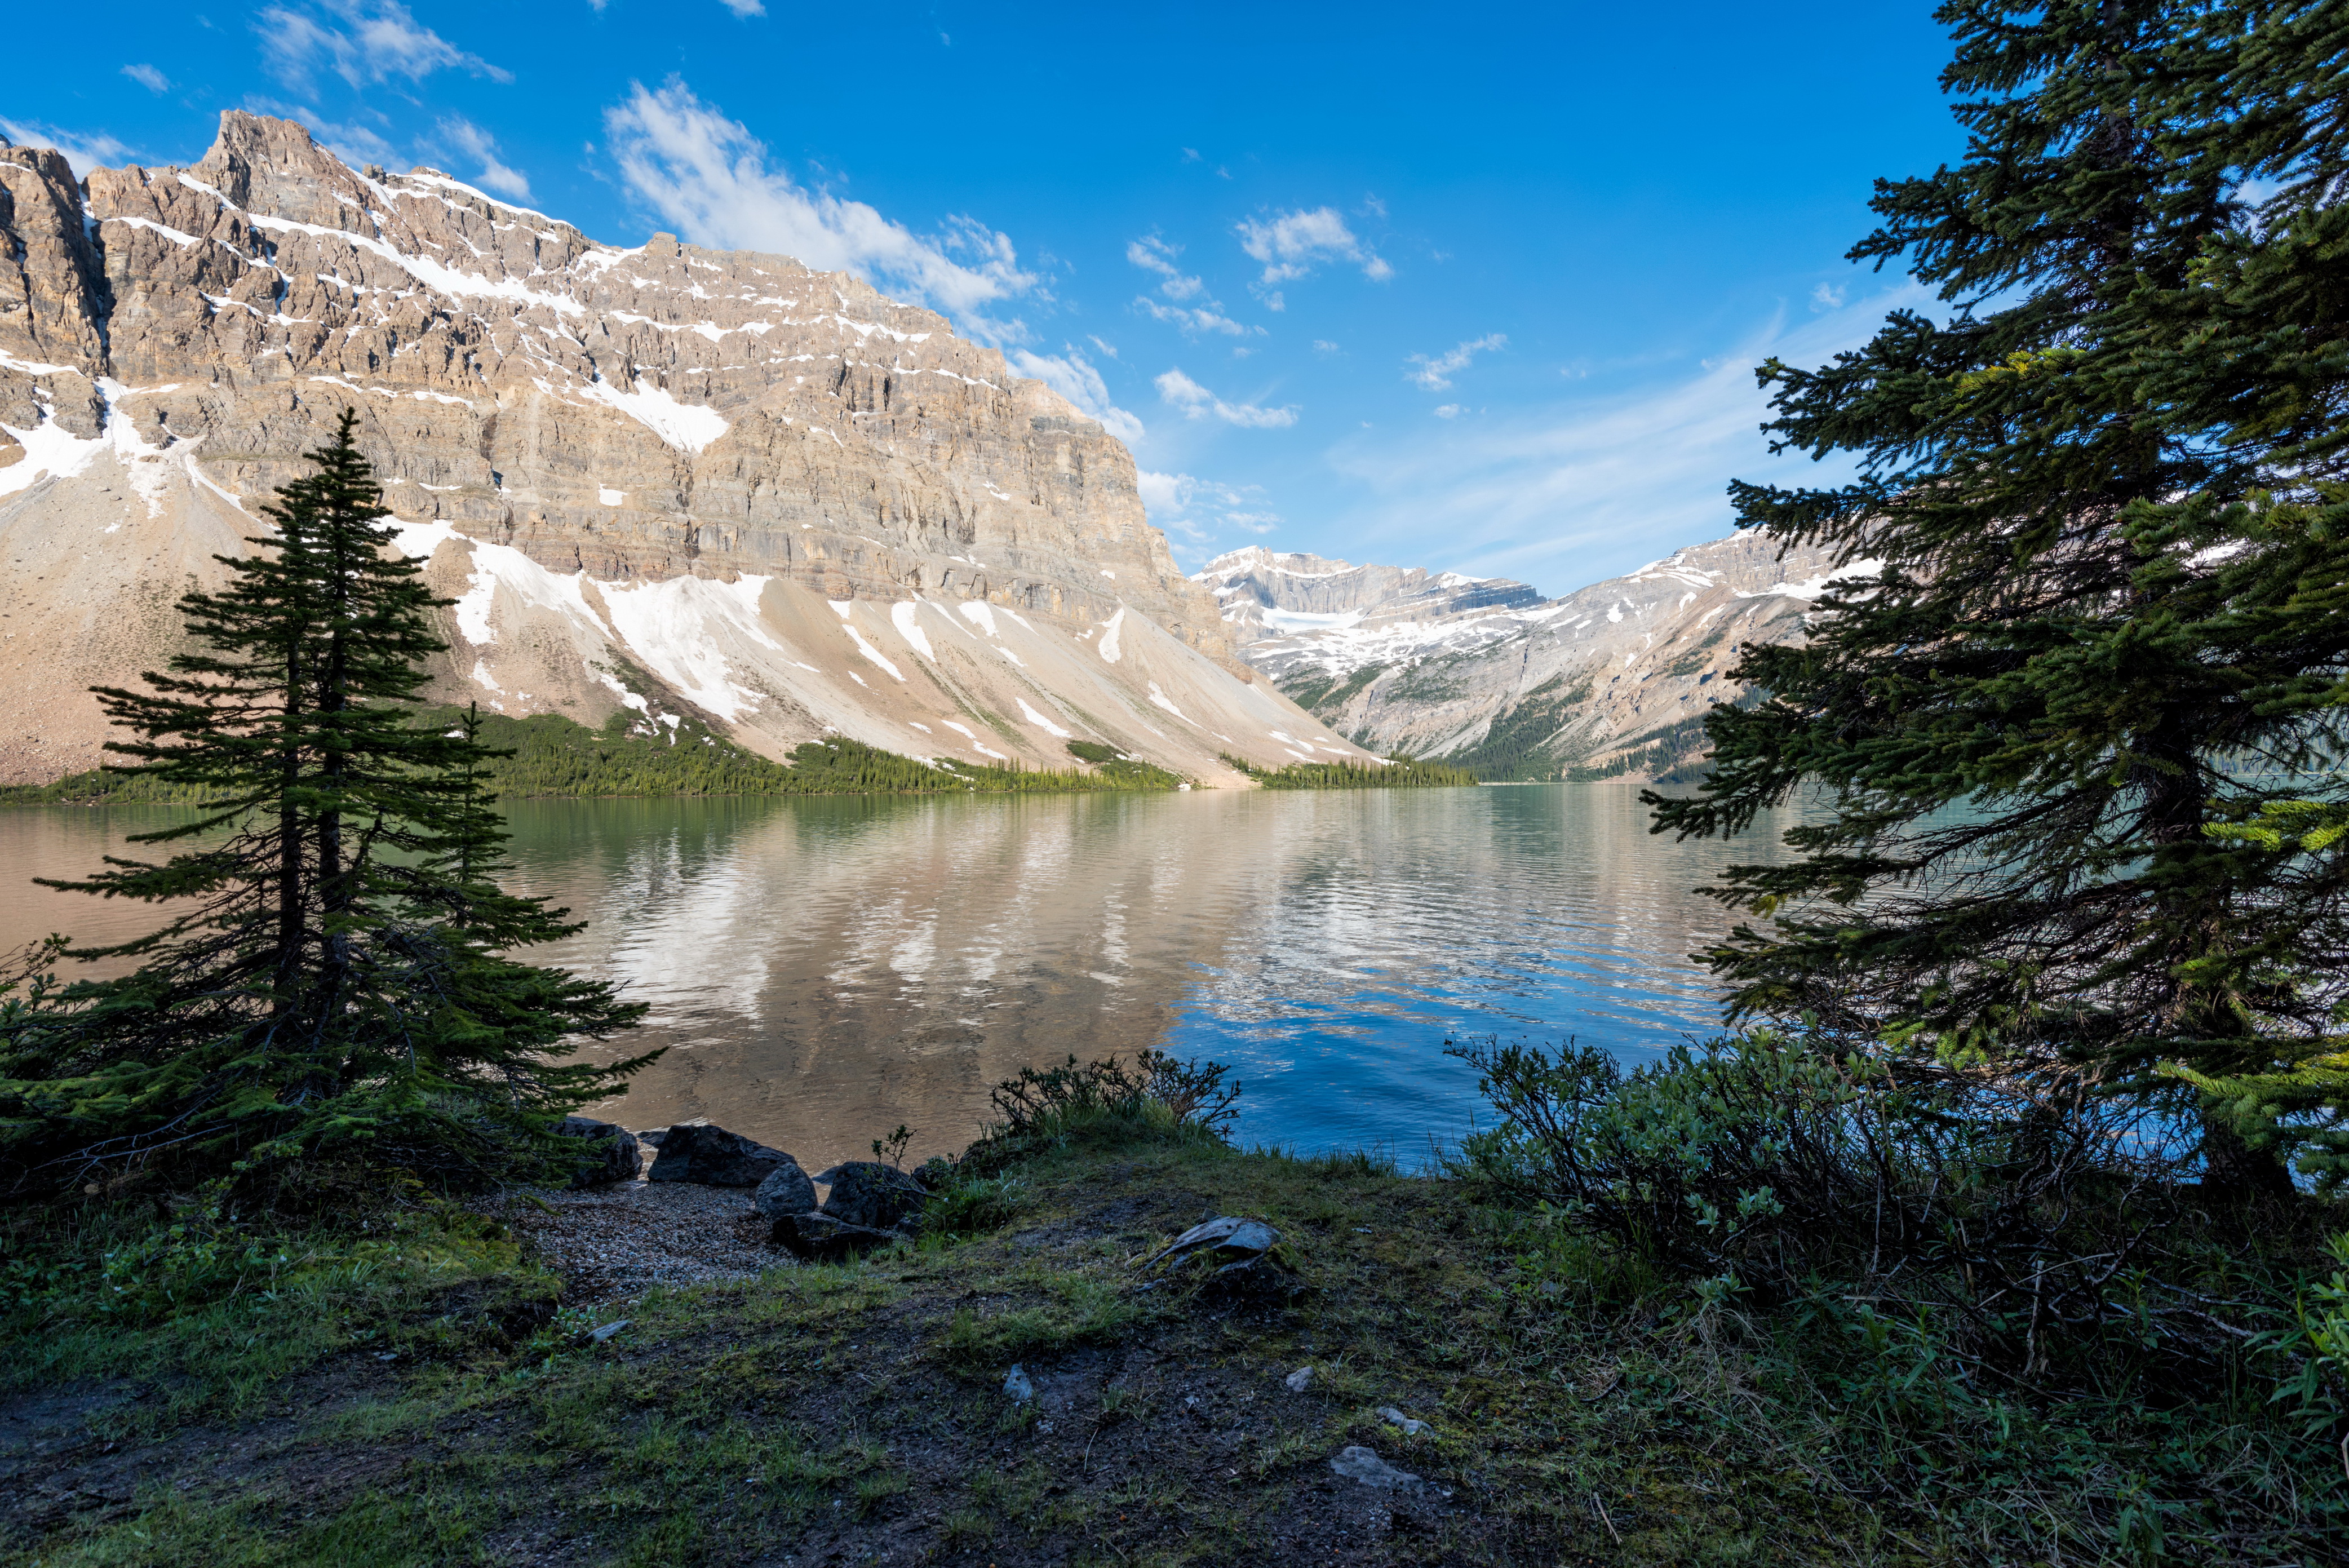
[1193,533,1858,780]
[0,114,1369,786]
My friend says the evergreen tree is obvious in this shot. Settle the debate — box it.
[0,412,650,1194]
[1647,1,2349,1195]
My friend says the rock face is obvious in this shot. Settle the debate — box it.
[1199,534,1855,779]
[0,114,1372,785]
[817,1162,928,1233]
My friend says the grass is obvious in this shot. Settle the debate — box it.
[5,1117,2345,1564]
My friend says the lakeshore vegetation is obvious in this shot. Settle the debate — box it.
[5,2,2349,1564]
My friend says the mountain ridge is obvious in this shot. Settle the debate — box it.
[1194,533,1852,779]
[0,114,1369,786]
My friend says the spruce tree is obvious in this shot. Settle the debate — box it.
[1647,1,2349,1195]
[0,411,650,1193]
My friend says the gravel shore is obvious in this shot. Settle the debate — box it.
[487,1176,795,1305]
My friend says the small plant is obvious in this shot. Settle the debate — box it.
[870,1125,912,1167]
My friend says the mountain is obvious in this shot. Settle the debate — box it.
[0,114,1372,786]
[1193,534,1853,780]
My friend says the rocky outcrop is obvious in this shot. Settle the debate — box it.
[645,1123,794,1187]
[1208,534,1856,779]
[0,114,1368,785]
[556,1116,645,1188]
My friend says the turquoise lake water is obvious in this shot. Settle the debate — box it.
[1,781,1801,1169]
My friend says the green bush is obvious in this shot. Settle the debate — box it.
[963,1049,1239,1173]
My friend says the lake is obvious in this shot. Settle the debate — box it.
[0,782,1799,1169]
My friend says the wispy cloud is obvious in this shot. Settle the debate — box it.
[0,118,135,177]
[433,116,532,202]
[121,64,171,93]
[1137,469,1283,556]
[717,0,766,15]
[1325,284,1932,592]
[1155,368,1297,428]
[601,78,1037,337]
[258,1,511,93]
[1135,297,1259,338]
[1406,333,1506,391]
[1810,282,1846,311]
[1005,347,1144,445]
[1234,206,1391,290]
[1127,236,1204,300]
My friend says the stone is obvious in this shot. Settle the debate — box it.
[555,1116,643,1188]
[751,1161,818,1219]
[1284,1366,1314,1393]
[1377,1406,1429,1437]
[819,1162,928,1233]
[1330,1446,1431,1492]
[588,1319,631,1343]
[1144,1216,1280,1273]
[645,1124,792,1187]
[771,1210,898,1263]
[1003,1365,1034,1403]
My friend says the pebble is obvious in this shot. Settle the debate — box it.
[1004,1366,1035,1403]
[1331,1445,1446,1495]
[1378,1405,1428,1436]
[486,1173,789,1304]
[1284,1366,1314,1393]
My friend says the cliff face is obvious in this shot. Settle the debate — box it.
[1201,534,1854,779]
[1,114,1364,785]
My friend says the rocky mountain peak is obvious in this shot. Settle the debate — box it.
[0,113,1370,785]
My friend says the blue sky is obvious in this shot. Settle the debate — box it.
[4,1,1962,596]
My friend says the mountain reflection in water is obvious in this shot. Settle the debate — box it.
[1,782,1800,1169]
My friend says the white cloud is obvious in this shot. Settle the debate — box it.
[435,116,531,202]
[717,0,766,14]
[1135,297,1260,338]
[0,118,134,178]
[601,79,1037,337]
[1127,236,1204,300]
[258,1,511,92]
[121,64,171,93]
[1312,339,1341,355]
[1810,282,1847,311]
[1406,333,1506,391]
[1088,335,1119,358]
[1155,368,1297,429]
[1324,283,1934,592]
[1005,347,1144,445]
[1137,469,1282,551]
[1234,206,1390,288]
[1433,404,1462,419]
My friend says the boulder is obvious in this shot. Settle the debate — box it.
[819,1162,929,1233]
[645,1123,793,1187]
[771,1210,899,1262]
[752,1161,818,1219]
[555,1116,643,1188]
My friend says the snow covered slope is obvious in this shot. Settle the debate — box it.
[1195,534,1856,779]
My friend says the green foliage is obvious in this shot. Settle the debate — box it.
[1453,1030,2298,1380]
[1220,751,1477,789]
[1060,738,1186,787]
[963,1048,1239,1174]
[0,413,651,1197]
[2260,1229,2349,1441]
[1569,716,1714,783]
[1437,674,1595,781]
[1276,661,1386,717]
[1643,0,2349,1194]
[778,736,1181,796]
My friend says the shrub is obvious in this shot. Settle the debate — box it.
[963,1049,1238,1173]
[1450,1031,2275,1377]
